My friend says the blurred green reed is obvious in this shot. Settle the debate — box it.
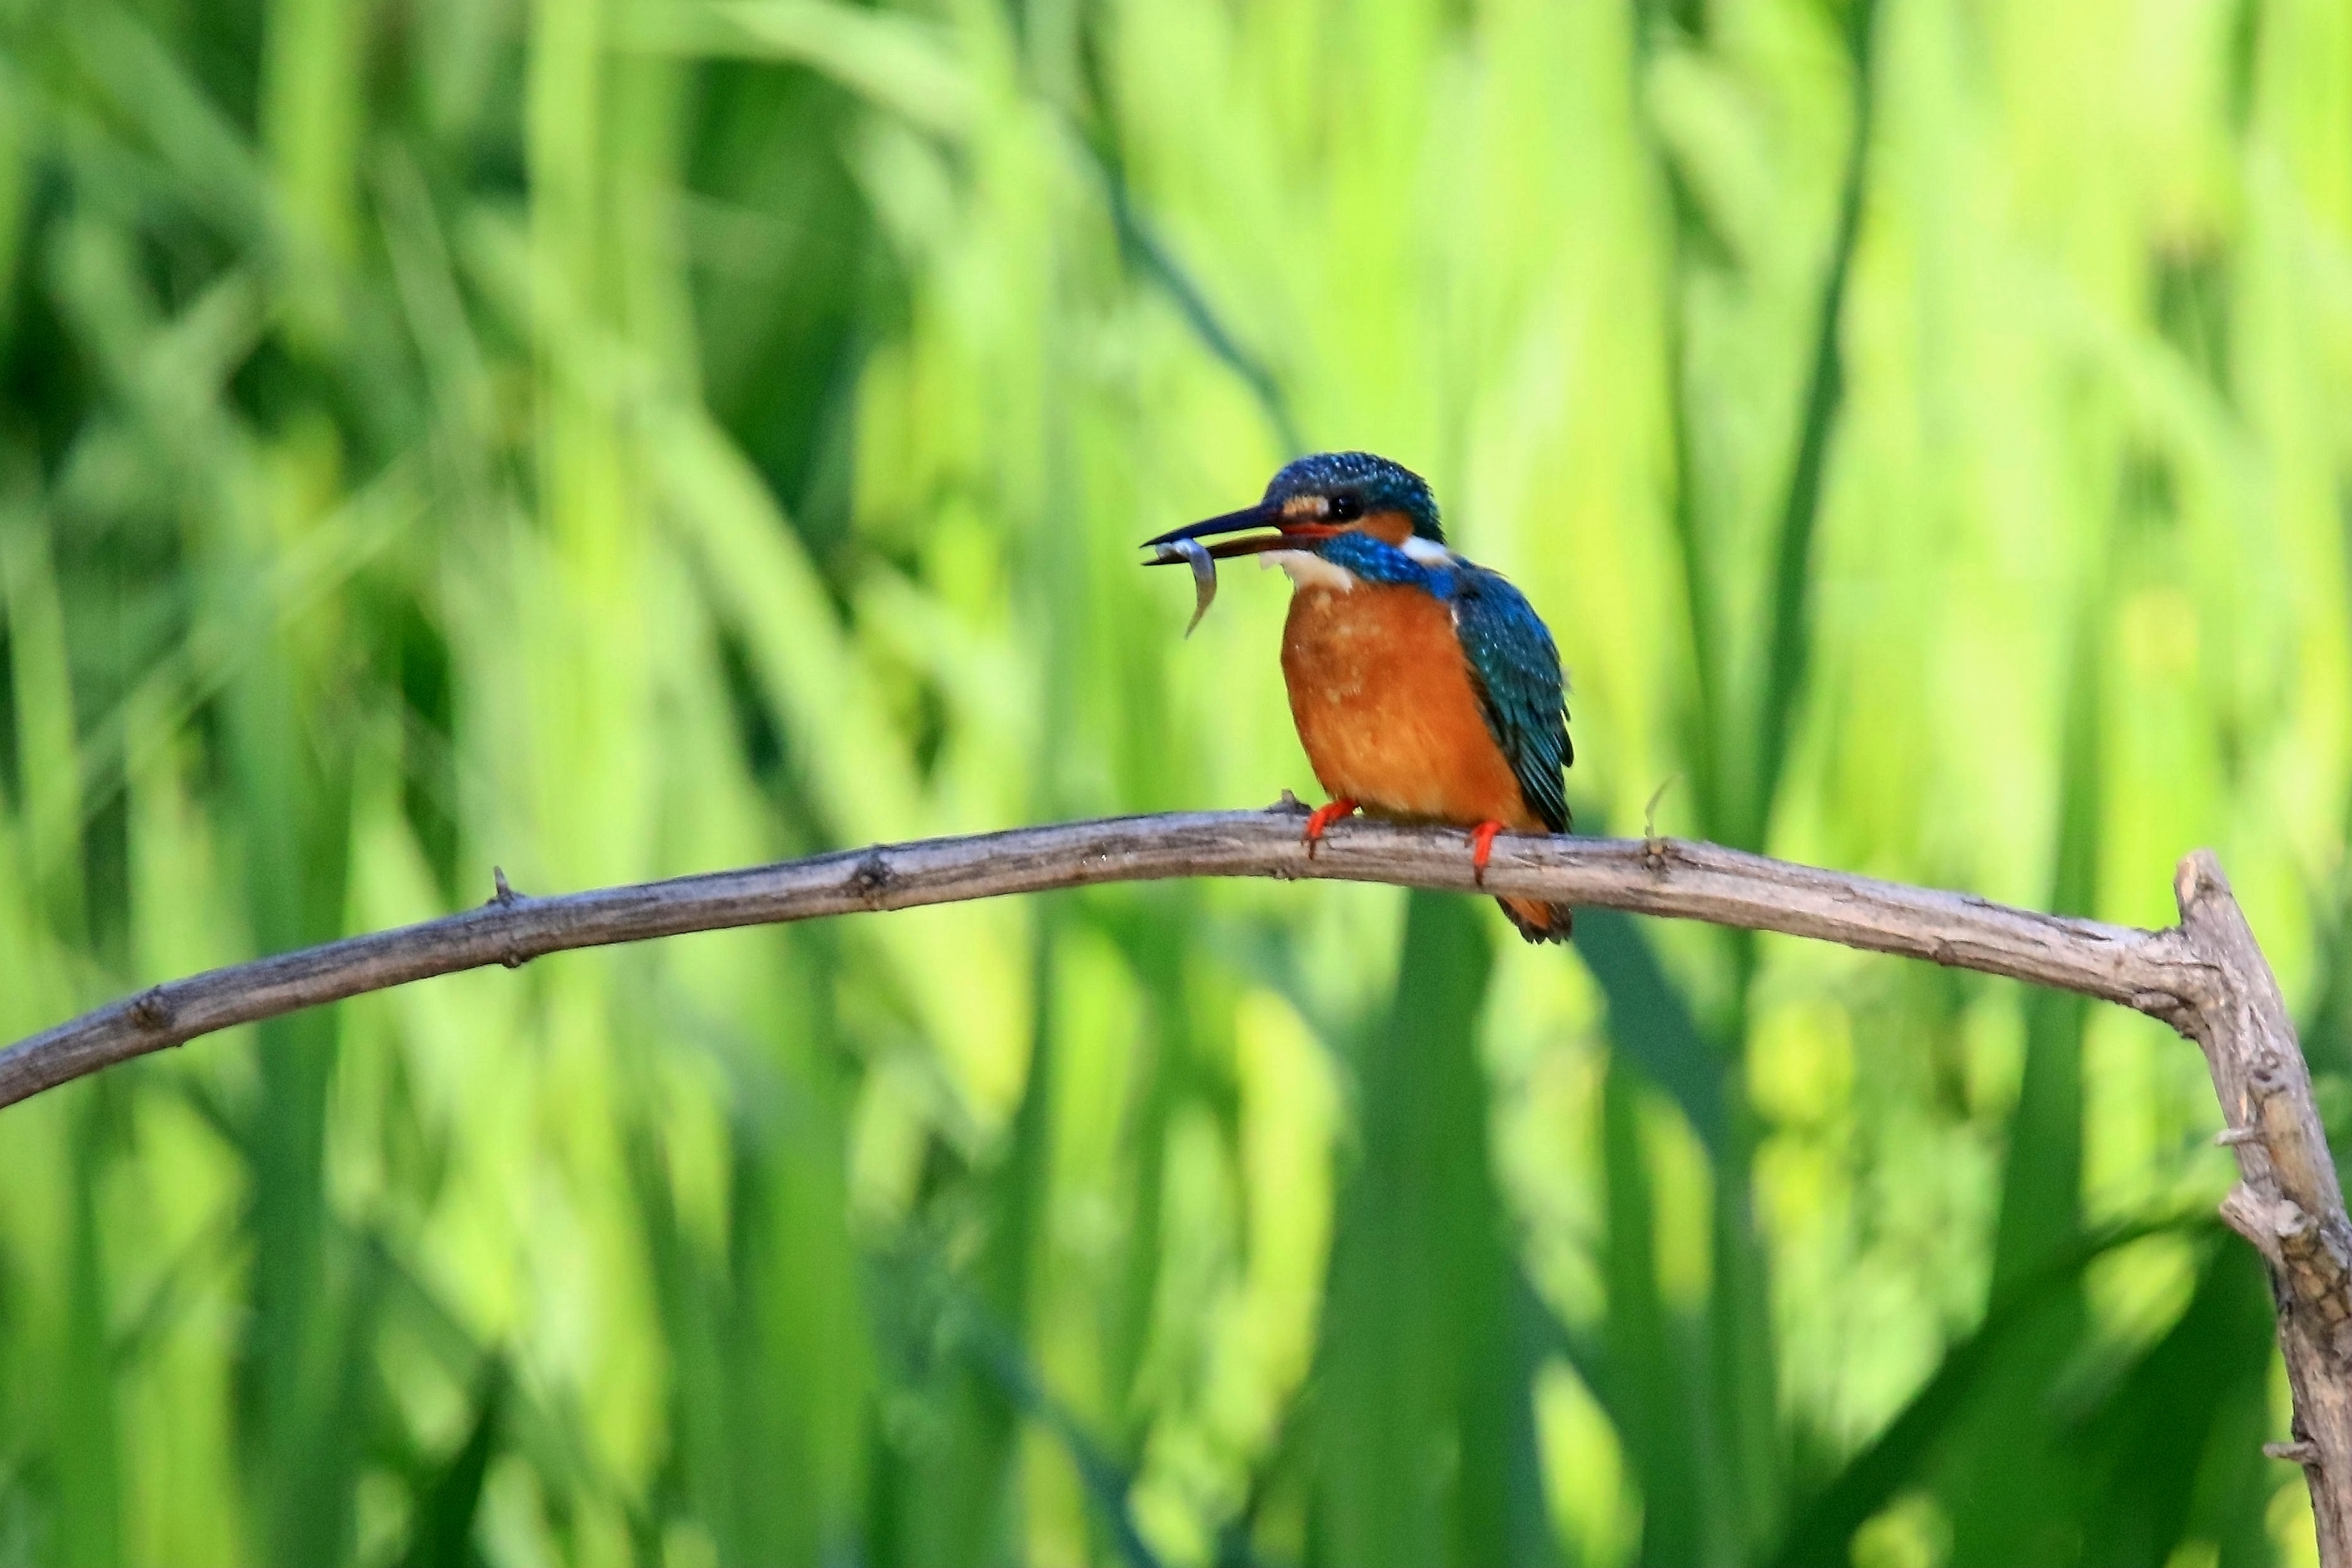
[0,0,2349,1565]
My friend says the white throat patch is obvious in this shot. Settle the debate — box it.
[1400,535,1454,566]
[1261,550,1359,593]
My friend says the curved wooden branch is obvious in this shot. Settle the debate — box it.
[0,806,2200,1106]
[1,806,2344,1560]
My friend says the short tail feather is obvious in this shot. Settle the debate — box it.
[1498,896,1573,944]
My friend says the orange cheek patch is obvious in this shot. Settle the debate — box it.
[1358,511,1415,547]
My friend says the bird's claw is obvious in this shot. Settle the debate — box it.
[1303,798,1357,856]
[1470,821,1505,886]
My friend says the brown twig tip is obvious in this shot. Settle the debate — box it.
[489,869,530,967]
[2175,847,2229,914]
[1642,773,1678,840]
[1642,777,1681,873]
[2270,1442,2324,1467]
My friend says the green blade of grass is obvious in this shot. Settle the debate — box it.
[1943,590,2105,1567]
[2068,1238,2277,1565]
[1601,1051,1721,1568]
[1738,0,1880,856]
[395,1359,504,1568]
[1316,891,1554,1567]
[57,1084,124,1568]
[1572,907,1728,1162]
[1765,1216,2215,1568]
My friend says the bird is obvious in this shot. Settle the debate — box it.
[1144,451,1574,942]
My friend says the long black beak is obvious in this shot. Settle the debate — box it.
[1141,504,1338,562]
[1142,504,1269,551]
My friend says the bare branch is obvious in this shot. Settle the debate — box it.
[2173,852,2352,1561]
[0,806,2197,1109]
[0,807,2344,1560]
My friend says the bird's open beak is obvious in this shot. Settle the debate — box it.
[1140,504,1342,563]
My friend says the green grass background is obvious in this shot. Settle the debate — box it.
[1,0,2349,1563]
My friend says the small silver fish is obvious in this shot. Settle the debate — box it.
[1159,535,1218,637]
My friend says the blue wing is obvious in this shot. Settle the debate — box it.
[1450,565,1571,832]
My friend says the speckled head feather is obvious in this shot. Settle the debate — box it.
[1263,452,1444,544]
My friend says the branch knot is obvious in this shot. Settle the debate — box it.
[127,987,174,1031]
[486,869,533,967]
[2222,1184,2352,1357]
[848,851,895,909]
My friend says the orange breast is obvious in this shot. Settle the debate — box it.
[1280,583,1543,831]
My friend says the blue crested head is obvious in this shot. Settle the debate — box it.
[1261,451,1444,545]
[1140,451,1451,596]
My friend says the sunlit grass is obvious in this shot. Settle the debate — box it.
[0,0,2348,1564]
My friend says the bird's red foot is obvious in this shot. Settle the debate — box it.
[1470,821,1507,886]
[1303,798,1358,856]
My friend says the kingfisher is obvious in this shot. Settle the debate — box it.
[1145,451,1574,942]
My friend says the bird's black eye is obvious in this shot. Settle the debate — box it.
[1327,494,1363,522]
